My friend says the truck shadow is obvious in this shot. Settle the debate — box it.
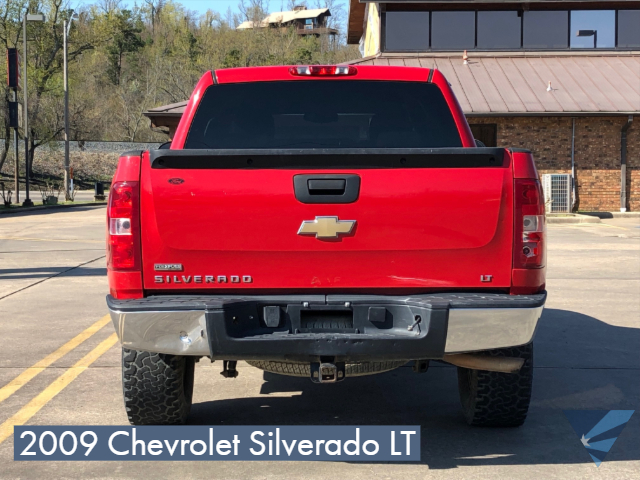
[189,308,640,468]
[0,265,106,279]
[0,204,105,218]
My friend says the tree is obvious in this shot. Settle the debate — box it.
[96,0,123,15]
[25,1,94,176]
[0,0,95,177]
[142,0,166,34]
[239,0,268,26]
[103,9,145,85]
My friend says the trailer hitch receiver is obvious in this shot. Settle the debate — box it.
[310,362,345,383]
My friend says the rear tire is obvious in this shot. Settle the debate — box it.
[457,343,533,427]
[122,348,195,425]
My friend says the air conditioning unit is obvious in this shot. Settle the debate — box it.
[542,174,572,213]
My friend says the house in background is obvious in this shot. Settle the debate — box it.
[236,5,338,38]
[347,0,640,212]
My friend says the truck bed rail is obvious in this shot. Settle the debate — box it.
[149,147,506,170]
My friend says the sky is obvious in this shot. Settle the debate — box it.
[170,0,282,15]
[570,10,616,49]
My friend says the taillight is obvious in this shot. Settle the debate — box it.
[107,181,140,271]
[514,179,546,269]
[289,65,357,76]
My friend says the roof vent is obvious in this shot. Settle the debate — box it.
[547,81,553,92]
[463,50,469,65]
[293,5,307,10]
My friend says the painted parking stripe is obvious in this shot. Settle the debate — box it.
[0,333,118,445]
[0,315,111,404]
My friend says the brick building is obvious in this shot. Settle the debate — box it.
[346,0,640,211]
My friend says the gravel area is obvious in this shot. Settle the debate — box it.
[0,141,162,189]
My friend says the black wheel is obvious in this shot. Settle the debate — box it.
[457,343,533,427]
[122,348,195,425]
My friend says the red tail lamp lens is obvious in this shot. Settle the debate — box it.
[514,179,546,269]
[107,181,140,271]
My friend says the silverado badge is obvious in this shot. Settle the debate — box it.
[298,216,356,239]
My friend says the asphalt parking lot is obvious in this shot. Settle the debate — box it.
[0,207,638,479]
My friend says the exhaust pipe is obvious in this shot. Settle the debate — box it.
[443,354,524,373]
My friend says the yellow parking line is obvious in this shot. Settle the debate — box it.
[0,236,104,243]
[556,223,628,230]
[593,223,629,230]
[0,315,111,404]
[0,333,118,445]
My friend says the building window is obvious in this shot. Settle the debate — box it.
[382,9,637,52]
[477,11,521,49]
[469,124,497,148]
[617,10,640,47]
[431,11,475,50]
[523,11,569,49]
[385,11,430,51]
[570,10,615,48]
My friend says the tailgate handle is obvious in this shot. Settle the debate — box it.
[294,174,360,204]
[308,179,346,195]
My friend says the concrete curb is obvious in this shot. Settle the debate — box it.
[579,211,640,219]
[0,201,107,215]
[547,214,601,224]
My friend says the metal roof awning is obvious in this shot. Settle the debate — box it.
[145,100,188,116]
[144,101,187,135]
[142,53,639,131]
[349,53,640,115]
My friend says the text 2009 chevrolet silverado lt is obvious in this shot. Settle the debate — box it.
[107,65,546,427]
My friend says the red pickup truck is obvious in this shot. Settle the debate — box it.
[107,65,546,428]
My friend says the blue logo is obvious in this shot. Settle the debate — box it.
[564,410,634,466]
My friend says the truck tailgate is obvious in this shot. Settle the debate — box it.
[140,149,513,292]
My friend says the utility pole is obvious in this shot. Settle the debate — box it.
[64,19,70,200]
[13,91,20,203]
[7,48,20,203]
[22,13,32,206]
[64,13,78,200]
[22,12,45,207]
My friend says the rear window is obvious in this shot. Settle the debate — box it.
[185,80,462,149]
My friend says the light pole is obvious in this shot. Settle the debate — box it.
[22,12,45,207]
[64,12,79,200]
[576,29,598,49]
[7,48,21,203]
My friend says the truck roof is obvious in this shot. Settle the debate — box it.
[172,65,473,149]
[211,65,434,84]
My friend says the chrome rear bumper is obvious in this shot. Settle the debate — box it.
[444,306,542,353]
[107,293,545,358]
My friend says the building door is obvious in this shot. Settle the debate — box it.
[469,124,497,147]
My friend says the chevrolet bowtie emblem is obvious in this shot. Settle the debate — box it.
[297,216,356,239]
